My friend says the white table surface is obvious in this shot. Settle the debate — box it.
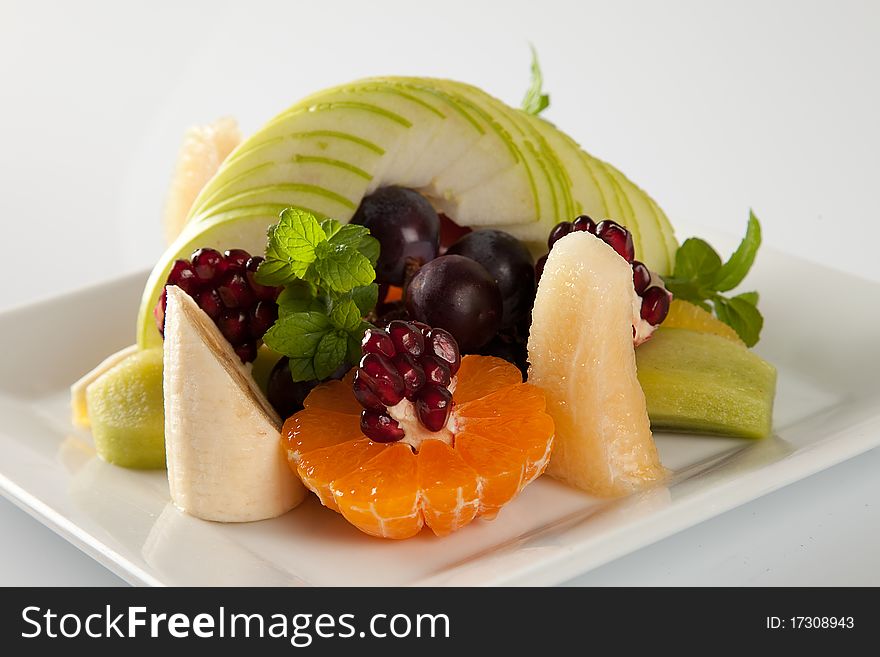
[1,0,878,586]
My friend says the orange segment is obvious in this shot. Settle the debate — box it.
[455,433,524,519]
[296,438,388,509]
[467,412,555,484]
[303,378,362,414]
[453,355,522,403]
[333,443,422,539]
[456,382,546,420]
[417,440,480,536]
[282,408,362,463]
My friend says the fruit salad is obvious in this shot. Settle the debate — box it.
[71,55,777,539]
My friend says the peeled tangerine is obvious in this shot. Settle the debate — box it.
[285,356,554,539]
[528,231,666,496]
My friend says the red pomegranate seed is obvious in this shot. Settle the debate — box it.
[392,352,426,400]
[250,301,278,339]
[641,286,671,325]
[361,328,396,358]
[596,220,635,263]
[167,259,201,295]
[572,215,596,234]
[353,373,386,412]
[358,353,405,406]
[415,385,452,431]
[217,272,255,309]
[548,221,573,249]
[191,248,225,284]
[195,288,223,320]
[420,355,451,387]
[244,256,279,301]
[360,410,405,443]
[153,289,167,336]
[387,320,425,358]
[234,341,257,363]
[631,260,652,296]
[218,310,249,345]
[224,249,251,271]
[425,328,460,375]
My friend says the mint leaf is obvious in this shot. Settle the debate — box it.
[314,243,375,293]
[737,290,759,306]
[348,283,379,315]
[712,211,762,292]
[714,294,764,347]
[329,298,362,332]
[314,330,348,379]
[328,223,380,266]
[521,45,550,116]
[320,218,344,240]
[257,208,327,286]
[276,280,323,317]
[672,238,722,282]
[262,311,330,360]
[288,357,317,382]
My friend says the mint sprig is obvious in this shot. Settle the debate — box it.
[256,208,379,381]
[662,211,764,347]
[521,45,550,117]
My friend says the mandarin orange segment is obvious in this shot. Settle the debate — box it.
[302,378,362,414]
[454,433,525,519]
[417,439,480,536]
[466,412,555,484]
[455,382,546,420]
[296,438,389,509]
[282,408,363,463]
[452,355,522,403]
[332,443,423,539]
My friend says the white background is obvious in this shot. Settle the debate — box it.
[1,0,878,585]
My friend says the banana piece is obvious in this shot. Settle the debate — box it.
[163,286,305,522]
[70,344,138,427]
[163,117,242,244]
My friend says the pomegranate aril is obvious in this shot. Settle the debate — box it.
[168,259,201,295]
[548,221,573,249]
[631,260,652,295]
[425,328,460,375]
[250,301,278,339]
[535,254,548,285]
[572,215,596,234]
[358,353,405,406]
[361,328,396,358]
[245,255,279,301]
[387,320,425,358]
[392,352,426,400]
[217,272,255,309]
[420,355,451,387]
[234,341,258,363]
[415,385,453,432]
[191,248,225,284]
[153,289,167,336]
[360,410,405,443]
[218,310,249,345]
[411,321,431,334]
[197,288,224,320]
[641,286,671,326]
[353,372,386,412]
[596,220,635,263]
[224,249,251,271]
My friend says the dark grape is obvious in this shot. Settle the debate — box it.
[405,255,502,352]
[266,357,319,419]
[350,186,440,285]
[446,230,535,330]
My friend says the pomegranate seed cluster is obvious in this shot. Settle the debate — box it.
[538,216,671,327]
[153,247,282,362]
[355,320,461,443]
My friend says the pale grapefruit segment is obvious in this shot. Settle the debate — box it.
[528,231,666,497]
[332,443,423,539]
[417,440,480,536]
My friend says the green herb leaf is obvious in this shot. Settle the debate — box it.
[319,218,344,240]
[313,330,349,379]
[712,211,762,292]
[261,311,331,361]
[661,212,765,345]
[522,45,550,116]
[314,243,375,293]
[276,280,323,317]
[714,294,764,347]
[348,283,379,315]
[288,357,316,383]
[257,208,327,286]
[328,223,380,266]
[329,298,362,332]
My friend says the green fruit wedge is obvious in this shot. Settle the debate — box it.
[136,76,679,348]
[85,347,165,469]
[636,328,777,439]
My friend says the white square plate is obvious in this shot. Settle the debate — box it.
[1,241,878,586]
